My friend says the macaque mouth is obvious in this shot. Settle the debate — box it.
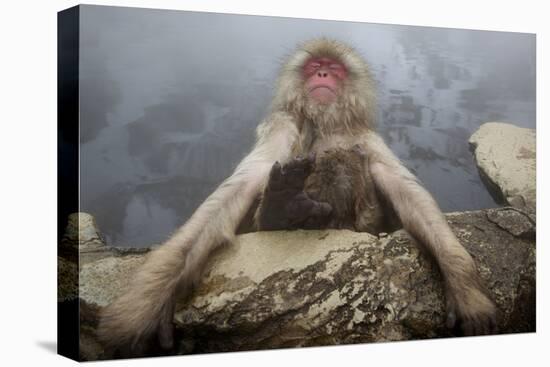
[308,85,337,95]
[309,85,336,93]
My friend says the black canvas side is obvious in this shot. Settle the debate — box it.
[57,5,80,361]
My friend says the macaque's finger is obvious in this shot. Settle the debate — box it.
[157,300,175,350]
[270,161,282,179]
[480,319,491,335]
[267,161,284,190]
[461,320,474,336]
[285,155,313,175]
[489,314,498,334]
[158,320,174,350]
[446,309,457,329]
[478,312,498,335]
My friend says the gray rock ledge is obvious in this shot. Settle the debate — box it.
[73,208,535,359]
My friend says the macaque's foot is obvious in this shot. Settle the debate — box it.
[445,285,498,336]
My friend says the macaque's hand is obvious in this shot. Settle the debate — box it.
[98,260,179,357]
[258,156,331,230]
[267,154,315,192]
[445,283,498,336]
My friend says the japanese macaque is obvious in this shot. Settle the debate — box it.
[98,38,497,355]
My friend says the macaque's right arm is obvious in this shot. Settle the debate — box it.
[98,112,299,355]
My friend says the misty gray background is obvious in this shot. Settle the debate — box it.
[78,5,536,246]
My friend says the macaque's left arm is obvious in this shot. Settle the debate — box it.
[358,132,497,335]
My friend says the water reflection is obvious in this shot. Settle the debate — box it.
[78,6,535,246]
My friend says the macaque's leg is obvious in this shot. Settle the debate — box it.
[98,112,299,354]
[360,133,497,335]
[256,155,332,230]
[354,203,384,234]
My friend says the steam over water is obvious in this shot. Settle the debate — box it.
[77,6,535,246]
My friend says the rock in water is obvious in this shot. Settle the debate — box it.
[469,122,535,213]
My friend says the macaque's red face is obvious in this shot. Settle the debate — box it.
[303,57,348,104]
